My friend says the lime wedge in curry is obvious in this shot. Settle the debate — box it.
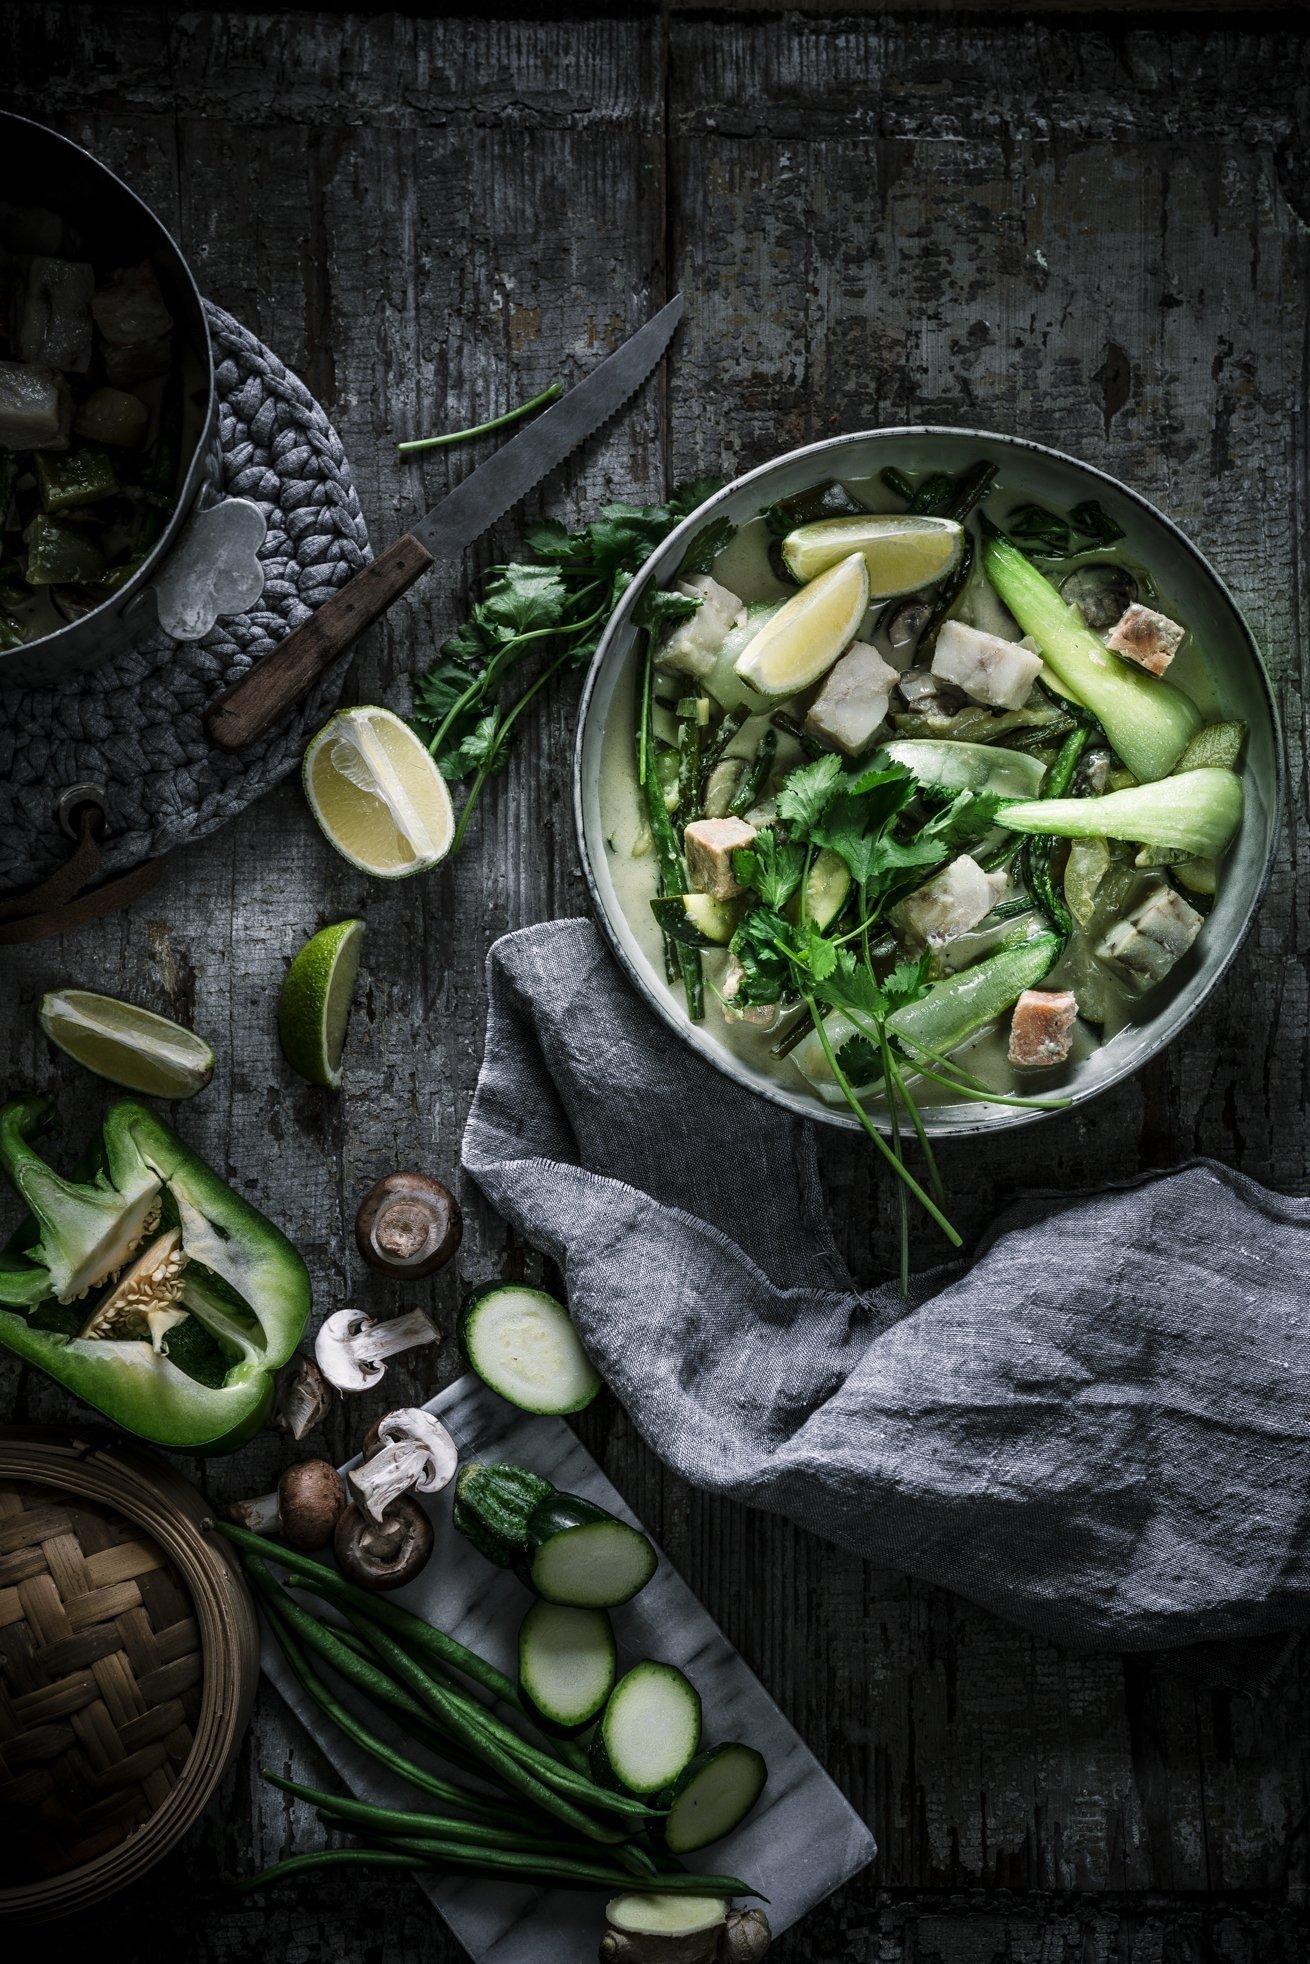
[781,512,963,594]
[733,551,870,699]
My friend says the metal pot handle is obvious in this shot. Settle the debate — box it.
[152,496,267,643]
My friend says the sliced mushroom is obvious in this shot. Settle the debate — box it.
[349,1407,459,1525]
[227,1458,346,1551]
[314,1306,439,1393]
[272,1354,334,1441]
[334,1494,434,1590]
[355,1172,462,1280]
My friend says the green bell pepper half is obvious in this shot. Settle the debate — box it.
[0,1095,311,1453]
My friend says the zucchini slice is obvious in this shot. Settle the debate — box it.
[521,1492,658,1608]
[518,1600,616,1733]
[596,1660,703,1795]
[661,1743,768,1853]
[786,846,851,931]
[461,1284,601,1416]
[650,891,738,948]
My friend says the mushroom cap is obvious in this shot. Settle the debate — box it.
[333,1495,434,1590]
[355,1172,462,1280]
[277,1459,347,1551]
[314,1305,439,1392]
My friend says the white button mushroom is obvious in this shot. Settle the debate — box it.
[314,1306,439,1393]
[348,1408,459,1525]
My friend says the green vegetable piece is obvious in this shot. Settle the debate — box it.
[659,1743,769,1855]
[886,932,1064,1062]
[997,768,1243,859]
[22,512,106,584]
[1064,837,1112,926]
[452,1462,555,1568]
[982,529,1200,780]
[521,1491,658,1608]
[73,386,150,448]
[35,443,119,512]
[0,1095,311,1452]
[1174,719,1247,774]
[650,891,738,949]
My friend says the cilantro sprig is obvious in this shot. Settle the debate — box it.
[724,750,1022,1289]
[410,479,725,852]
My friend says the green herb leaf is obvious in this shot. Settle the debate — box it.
[732,829,805,912]
[1068,498,1126,547]
[775,753,845,835]
[728,907,793,1005]
[477,563,569,639]
[634,586,701,633]
[677,516,737,578]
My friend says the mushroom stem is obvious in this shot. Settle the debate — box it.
[314,1306,440,1393]
[349,1408,459,1525]
[228,1491,280,1534]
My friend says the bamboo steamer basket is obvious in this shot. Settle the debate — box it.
[0,1426,259,1922]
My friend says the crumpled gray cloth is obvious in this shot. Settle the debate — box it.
[463,919,1310,1654]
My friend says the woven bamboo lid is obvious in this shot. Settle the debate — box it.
[0,1427,259,1922]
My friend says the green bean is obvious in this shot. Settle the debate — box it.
[264,1771,577,1856]
[216,1524,519,1711]
[350,1612,658,1824]
[369,1834,760,1899]
[944,459,998,524]
[1024,726,1090,936]
[350,1615,631,1845]
[637,640,704,1020]
[258,1592,506,1823]
[880,465,915,502]
[917,534,973,659]
[728,727,777,817]
[675,699,703,829]
[906,471,955,517]
[234,1849,431,1895]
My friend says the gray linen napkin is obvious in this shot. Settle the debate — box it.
[462,919,1310,1653]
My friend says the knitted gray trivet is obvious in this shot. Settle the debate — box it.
[0,302,371,896]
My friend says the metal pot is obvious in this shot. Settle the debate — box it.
[0,113,264,689]
[574,427,1282,1137]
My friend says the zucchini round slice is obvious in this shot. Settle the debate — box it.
[461,1284,601,1416]
[596,1660,702,1795]
[661,1743,768,1853]
[521,1492,658,1608]
[518,1600,616,1734]
[650,891,739,948]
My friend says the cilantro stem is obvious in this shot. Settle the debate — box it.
[883,1046,946,1210]
[398,382,564,457]
[802,994,962,1249]
[888,1028,1073,1111]
[449,645,577,852]
[875,1024,910,1294]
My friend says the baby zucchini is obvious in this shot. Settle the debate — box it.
[518,1600,616,1734]
[522,1492,659,1609]
[461,1283,601,1416]
[593,1661,703,1795]
[660,1743,769,1854]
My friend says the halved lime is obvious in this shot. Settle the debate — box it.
[781,513,963,595]
[733,552,870,699]
[277,918,365,1089]
[38,990,215,1098]
[303,705,454,879]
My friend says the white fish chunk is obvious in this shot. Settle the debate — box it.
[656,573,744,679]
[1097,883,1203,985]
[805,640,898,756]
[894,853,1008,948]
[684,815,756,900]
[932,618,1044,711]
[0,359,71,449]
[1106,603,1186,677]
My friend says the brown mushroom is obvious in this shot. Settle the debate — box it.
[355,1172,462,1280]
[272,1354,334,1441]
[333,1494,434,1590]
[228,1458,346,1551]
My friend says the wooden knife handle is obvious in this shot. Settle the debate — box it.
[205,532,435,752]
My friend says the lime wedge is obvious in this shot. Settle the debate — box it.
[277,919,365,1089]
[781,513,963,594]
[303,705,454,878]
[38,990,215,1098]
[733,552,870,699]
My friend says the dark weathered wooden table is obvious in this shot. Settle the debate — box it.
[5,5,1310,1958]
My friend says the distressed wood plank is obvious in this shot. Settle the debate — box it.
[2,6,1309,1960]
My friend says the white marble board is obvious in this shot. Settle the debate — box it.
[260,1373,876,1962]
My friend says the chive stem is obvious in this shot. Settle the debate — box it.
[398,381,564,457]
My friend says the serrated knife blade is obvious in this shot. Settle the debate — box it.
[206,293,685,753]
